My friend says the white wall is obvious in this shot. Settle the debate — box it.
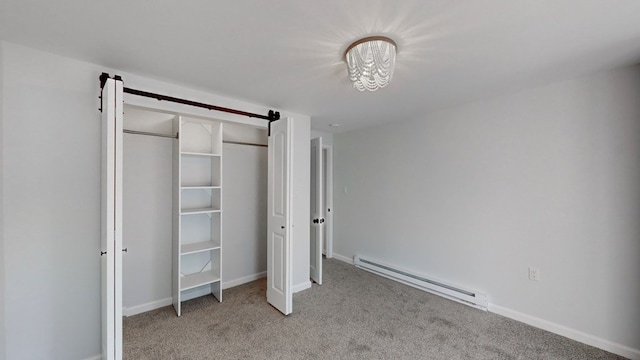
[224,122,267,145]
[221,122,269,288]
[3,42,103,360]
[1,42,311,360]
[334,65,640,356]
[122,107,174,313]
[222,141,268,285]
[311,129,333,145]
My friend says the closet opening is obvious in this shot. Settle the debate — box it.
[121,105,269,319]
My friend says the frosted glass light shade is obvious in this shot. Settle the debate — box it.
[345,36,397,92]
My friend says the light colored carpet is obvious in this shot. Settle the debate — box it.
[124,259,625,359]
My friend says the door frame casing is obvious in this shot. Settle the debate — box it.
[101,77,123,360]
[322,144,333,259]
[310,137,323,284]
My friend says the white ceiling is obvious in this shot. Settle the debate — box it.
[2,0,640,132]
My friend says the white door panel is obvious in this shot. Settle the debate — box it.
[267,118,292,315]
[272,232,285,292]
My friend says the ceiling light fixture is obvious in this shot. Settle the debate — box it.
[344,36,397,92]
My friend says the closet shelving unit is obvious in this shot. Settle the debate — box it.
[172,116,223,316]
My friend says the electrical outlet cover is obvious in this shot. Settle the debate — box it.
[528,267,540,281]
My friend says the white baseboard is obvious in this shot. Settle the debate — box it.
[292,280,312,293]
[123,272,268,317]
[222,271,266,289]
[123,297,173,317]
[332,253,353,265]
[83,354,102,360]
[488,303,640,360]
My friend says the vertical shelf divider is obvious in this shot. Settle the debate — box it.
[172,116,223,316]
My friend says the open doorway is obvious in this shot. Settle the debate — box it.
[310,138,333,285]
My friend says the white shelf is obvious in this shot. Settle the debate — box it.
[181,186,221,190]
[180,184,220,189]
[181,151,221,157]
[181,269,221,291]
[181,241,220,255]
[180,207,221,215]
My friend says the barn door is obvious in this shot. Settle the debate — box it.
[310,137,323,284]
[100,75,123,360]
[267,118,293,315]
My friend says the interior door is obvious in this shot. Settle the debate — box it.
[267,118,293,315]
[101,76,123,360]
[310,137,323,284]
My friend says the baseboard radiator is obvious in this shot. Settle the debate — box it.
[354,255,488,311]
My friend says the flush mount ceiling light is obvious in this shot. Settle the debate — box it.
[344,36,397,92]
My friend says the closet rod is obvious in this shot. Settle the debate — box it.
[124,129,178,139]
[224,140,267,148]
[124,130,267,148]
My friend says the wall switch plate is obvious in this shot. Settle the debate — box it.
[529,267,540,281]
